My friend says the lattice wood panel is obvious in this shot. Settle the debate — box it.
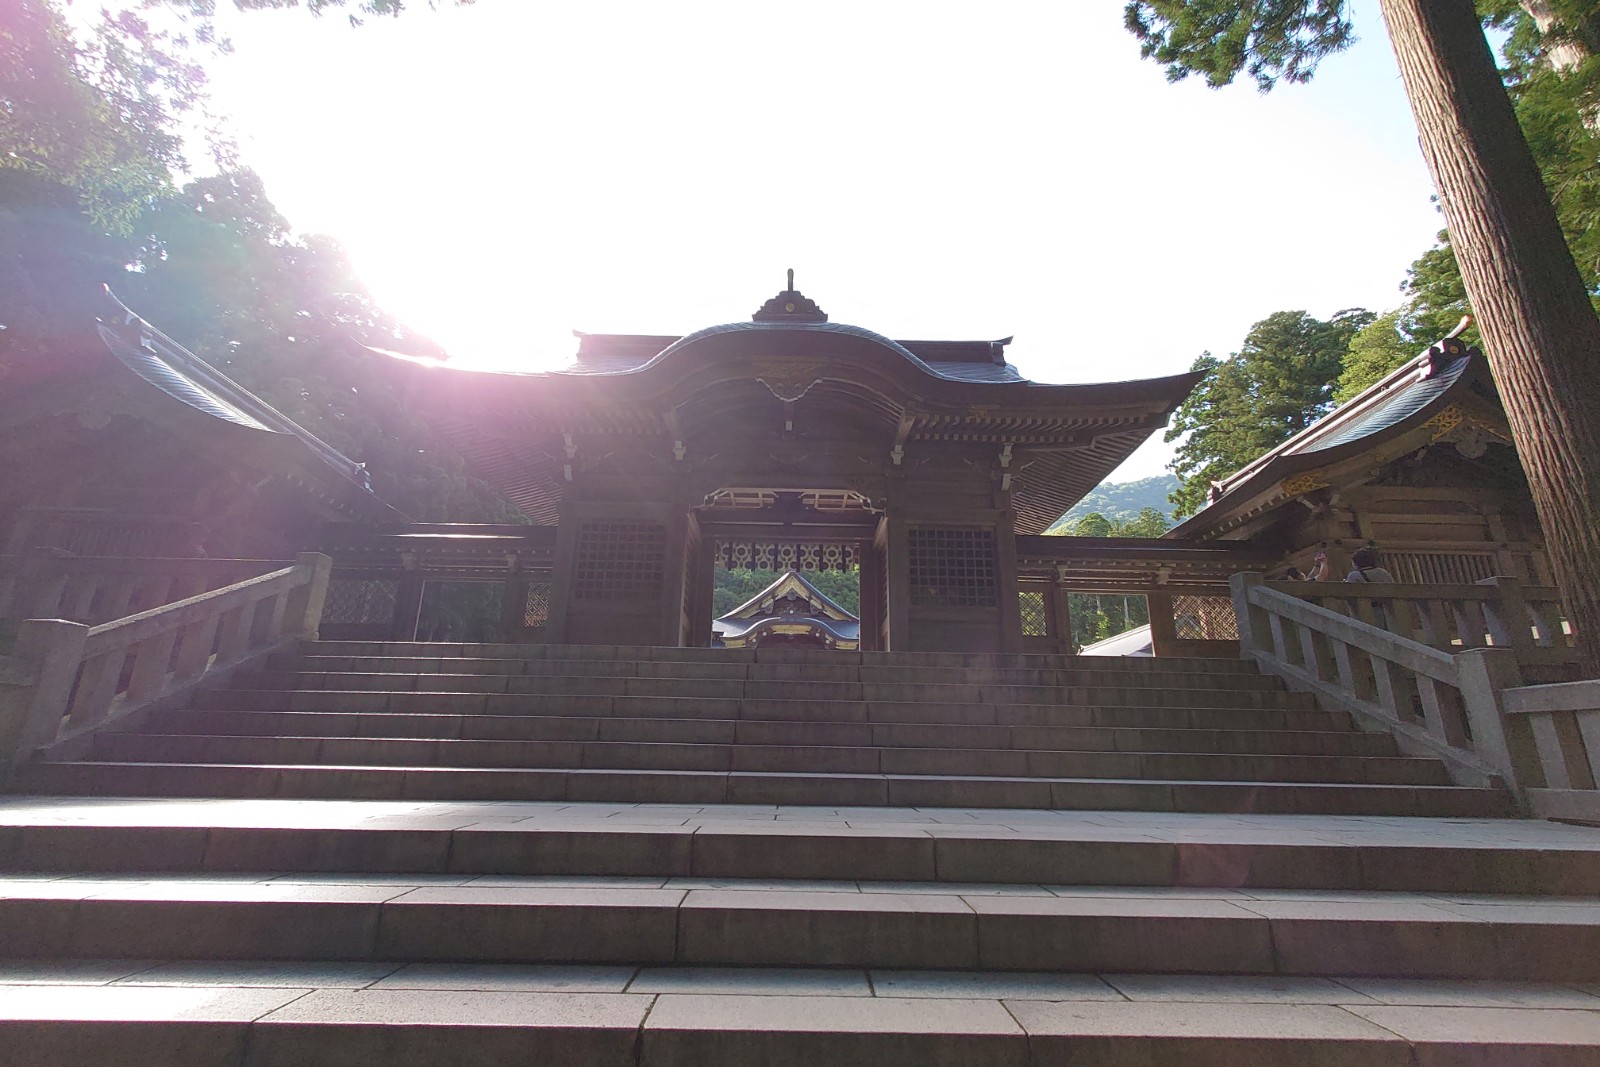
[323,578,399,625]
[524,582,552,627]
[909,527,996,608]
[1173,595,1239,640]
[573,521,666,600]
[1018,590,1049,636]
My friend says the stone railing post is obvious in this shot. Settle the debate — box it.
[1230,572,1268,657]
[1455,646,1535,792]
[286,552,333,639]
[0,619,90,766]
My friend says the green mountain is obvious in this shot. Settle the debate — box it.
[1047,474,1179,533]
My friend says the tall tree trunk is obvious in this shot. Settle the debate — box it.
[1379,0,1600,677]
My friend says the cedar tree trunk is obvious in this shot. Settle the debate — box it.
[1380,0,1600,677]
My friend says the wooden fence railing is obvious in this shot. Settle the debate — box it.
[0,553,284,626]
[1231,573,1524,789]
[0,553,331,765]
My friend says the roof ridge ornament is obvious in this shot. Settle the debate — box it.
[752,268,828,323]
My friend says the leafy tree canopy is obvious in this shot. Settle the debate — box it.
[1123,1,1354,90]
[1,0,515,522]
[1163,308,1372,517]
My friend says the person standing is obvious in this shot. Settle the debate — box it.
[1345,546,1395,584]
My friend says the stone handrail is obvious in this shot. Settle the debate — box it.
[1290,578,1575,679]
[0,554,286,626]
[1502,680,1600,823]
[1231,572,1526,791]
[0,552,331,765]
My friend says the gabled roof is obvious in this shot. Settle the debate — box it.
[1170,336,1507,540]
[720,569,858,623]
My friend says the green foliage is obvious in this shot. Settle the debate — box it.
[1,1,516,523]
[1334,309,1412,402]
[1164,308,1372,517]
[1049,475,1179,532]
[1056,508,1173,539]
[1051,507,1169,649]
[1123,1,1354,90]
[0,0,197,234]
[1066,592,1152,652]
[711,567,861,619]
[113,170,519,521]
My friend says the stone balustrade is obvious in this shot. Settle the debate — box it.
[0,552,331,766]
[0,553,285,626]
[1289,576,1576,682]
[1502,679,1600,822]
[1230,572,1530,792]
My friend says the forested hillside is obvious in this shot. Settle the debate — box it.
[1049,475,1179,532]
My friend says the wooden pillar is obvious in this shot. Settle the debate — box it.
[857,536,883,652]
[1051,577,1074,655]
[500,568,530,642]
[542,508,582,645]
[659,502,692,647]
[995,509,1022,654]
[1146,589,1179,658]
[393,574,426,642]
[883,507,909,652]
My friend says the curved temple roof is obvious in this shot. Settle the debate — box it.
[1171,336,1502,540]
[93,290,392,516]
[371,283,1202,532]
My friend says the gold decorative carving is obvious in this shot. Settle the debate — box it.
[1426,405,1464,440]
[1280,472,1331,498]
[966,404,999,419]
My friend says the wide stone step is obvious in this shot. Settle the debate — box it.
[1,874,1596,980]
[271,653,1288,690]
[230,671,1317,710]
[149,708,1402,756]
[83,733,1451,786]
[5,800,1591,893]
[7,963,1597,1067]
[201,690,1346,730]
[10,761,1511,815]
[302,641,1263,674]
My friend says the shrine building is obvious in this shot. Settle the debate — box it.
[377,278,1202,653]
[712,569,861,651]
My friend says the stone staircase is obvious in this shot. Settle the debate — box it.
[4,641,1600,1064]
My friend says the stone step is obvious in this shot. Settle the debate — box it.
[82,733,1451,786]
[302,640,1263,673]
[149,708,1403,756]
[4,800,1590,893]
[229,671,1318,709]
[1,874,1596,980]
[271,653,1288,690]
[6,962,1597,1067]
[200,690,1345,729]
[9,761,1512,815]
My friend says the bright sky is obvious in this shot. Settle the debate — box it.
[200,0,1441,481]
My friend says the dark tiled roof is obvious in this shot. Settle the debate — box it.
[1171,342,1489,539]
[99,291,379,497]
